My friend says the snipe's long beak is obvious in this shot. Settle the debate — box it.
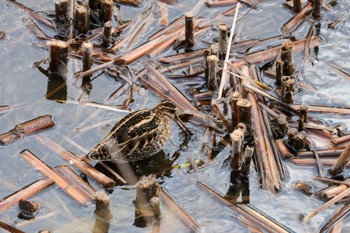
[175,113,192,136]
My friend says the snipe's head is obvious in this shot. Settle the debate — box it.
[154,100,177,119]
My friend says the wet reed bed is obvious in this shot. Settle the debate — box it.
[1,0,350,232]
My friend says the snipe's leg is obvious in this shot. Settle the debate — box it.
[174,114,192,137]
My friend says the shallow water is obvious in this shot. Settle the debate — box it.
[1,0,350,232]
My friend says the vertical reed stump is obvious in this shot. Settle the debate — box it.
[49,40,69,74]
[89,0,99,10]
[82,42,93,72]
[312,0,323,19]
[93,191,112,233]
[230,126,245,169]
[272,114,287,138]
[75,3,90,34]
[185,12,194,48]
[231,91,241,130]
[134,175,161,227]
[276,60,283,86]
[102,21,112,47]
[237,98,253,138]
[299,104,308,122]
[94,191,112,220]
[218,23,228,61]
[204,49,211,83]
[281,76,295,104]
[55,0,70,25]
[206,55,218,90]
[293,131,308,150]
[281,40,294,76]
[328,142,350,176]
[293,0,302,13]
[288,128,298,146]
[18,199,40,220]
[149,197,161,220]
[100,0,113,23]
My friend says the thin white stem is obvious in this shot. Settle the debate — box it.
[217,3,241,99]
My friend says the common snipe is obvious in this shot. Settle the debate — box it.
[86,100,189,162]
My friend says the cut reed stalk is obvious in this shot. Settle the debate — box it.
[303,186,350,223]
[0,179,54,212]
[282,2,313,35]
[328,142,350,176]
[184,12,194,48]
[35,135,115,188]
[20,150,90,205]
[206,55,219,90]
[55,165,96,200]
[160,188,199,232]
[49,40,69,74]
[102,21,112,47]
[82,42,93,72]
[100,0,113,23]
[0,115,55,145]
[74,3,90,34]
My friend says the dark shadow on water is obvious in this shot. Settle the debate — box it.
[37,66,67,102]
[93,150,179,186]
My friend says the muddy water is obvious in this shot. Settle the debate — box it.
[1,0,350,232]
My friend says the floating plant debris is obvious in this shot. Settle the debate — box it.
[1,0,350,232]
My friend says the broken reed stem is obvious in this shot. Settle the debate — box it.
[18,199,40,219]
[160,188,199,232]
[0,221,25,233]
[290,104,350,114]
[35,135,115,188]
[281,40,294,76]
[248,91,275,192]
[206,55,218,90]
[143,64,198,113]
[230,127,245,169]
[293,0,302,13]
[320,204,350,233]
[0,179,54,212]
[20,150,90,205]
[55,165,96,200]
[241,146,254,173]
[332,135,350,145]
[100,0,113,23]
[276,60,282,86]
[312,0,322,19]
[303,187,350,223]
[276,139,294,159]
[231,91,241,129]
[82,42,93,72]
[197,181,290,233]
[282,2,313,35]
[0,115,55,145]
[236,98,252,138]
[74,2,90,34]
[55,0,70,25]
[218,23,228,61]
[135,175,160,227]
[102,21,112,47]
[281,76,296,104]
[272,114,287,138]
[297,149,343,158]
[217,3,240,99]
[292,158,350,167]
[299,104,308,122]
[184,12,194,48]
[94,191,112,221]
[49,40,69,74]
[328,142,350,176]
